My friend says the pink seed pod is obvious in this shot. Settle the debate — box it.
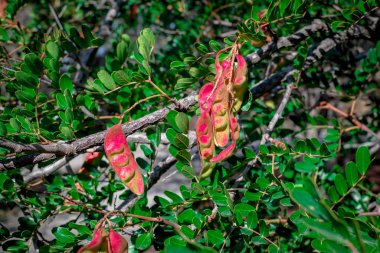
[77,228,108,253]
[232,54,248,112]
[210,143,236,163]
[212,82,230,147]
[198,82,214,113]
[196,111,215,159]
[77,228,129,253]
[108,229,129,253]
[104,124,144,195]
[196,110,216,178]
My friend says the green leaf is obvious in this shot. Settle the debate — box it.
[65,109,74,124]
[259,144,269,154]
[175,78,195,90]
[137,28,155,61]
[170,61,187,71]
[176,150,191,165]
[241,90,252,111]
[97,70,116,90]
[345,162,358,186]
[301,218,355,250]
[0,27,10,41]
[15,71,38,88]
[0,122,7,136]
[146,126,161,147]
[291,188,331,220]
[295,160,317,173]
[196,43,208,54]
[334,174,348,196]
[189,67,204,78]
[182,166,196,179]
[53,227,75,244]
[15,88,36,104]
[46,41,60,59]
[64,89,74,108]
[165,191,184,204]
[209,40,222,52]
[235,203,255,225]
[136,233,152,250]
[116,41,128,62]
[279,0,290,16]
[59,74,74,94]
[142,59,151,75]
[172,133,189,150]
[328,186,339,203]
[141,144,153,157]
[9,118,21,132]
[16,115,32,132]
[166,110,189,133]
[60,125,75,140]
[112,70,130,85]
[24,53,43,76]
[166,128,177,144]
[68,223,92,235]
[246,211,258,229]
[206,230,224,247]
[56,93,67,109]
[356,146,370,174]
[177,164,195,179]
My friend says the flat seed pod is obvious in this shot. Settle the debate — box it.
[232,54,248,112]
[77,229,108,253]
[108,229,128,253]
[212,83,230,147]
[104,124,144,195]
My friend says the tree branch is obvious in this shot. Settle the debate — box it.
[24,156,73,183]
[245,19,329,65]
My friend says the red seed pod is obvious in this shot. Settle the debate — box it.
[232,54,248,112]
[108,229,129,253]
[77,228,128,253]
[196,109,216,179]
[77,228,108,253]
[104,124,144,195]
[198,82,214,113]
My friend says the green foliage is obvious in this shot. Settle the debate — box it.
[1,0,380,252]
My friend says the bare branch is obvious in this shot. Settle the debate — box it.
[245,73,296,172]
[24,156,73,183]
[0,153,56,171]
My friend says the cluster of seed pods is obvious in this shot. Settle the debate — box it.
[77,228,128,253]
[104,124,144,195]
[196,52,248,179]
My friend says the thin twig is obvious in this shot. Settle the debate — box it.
[318,102,380,141]
[240,226,279,249]
[358,212,380,217]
